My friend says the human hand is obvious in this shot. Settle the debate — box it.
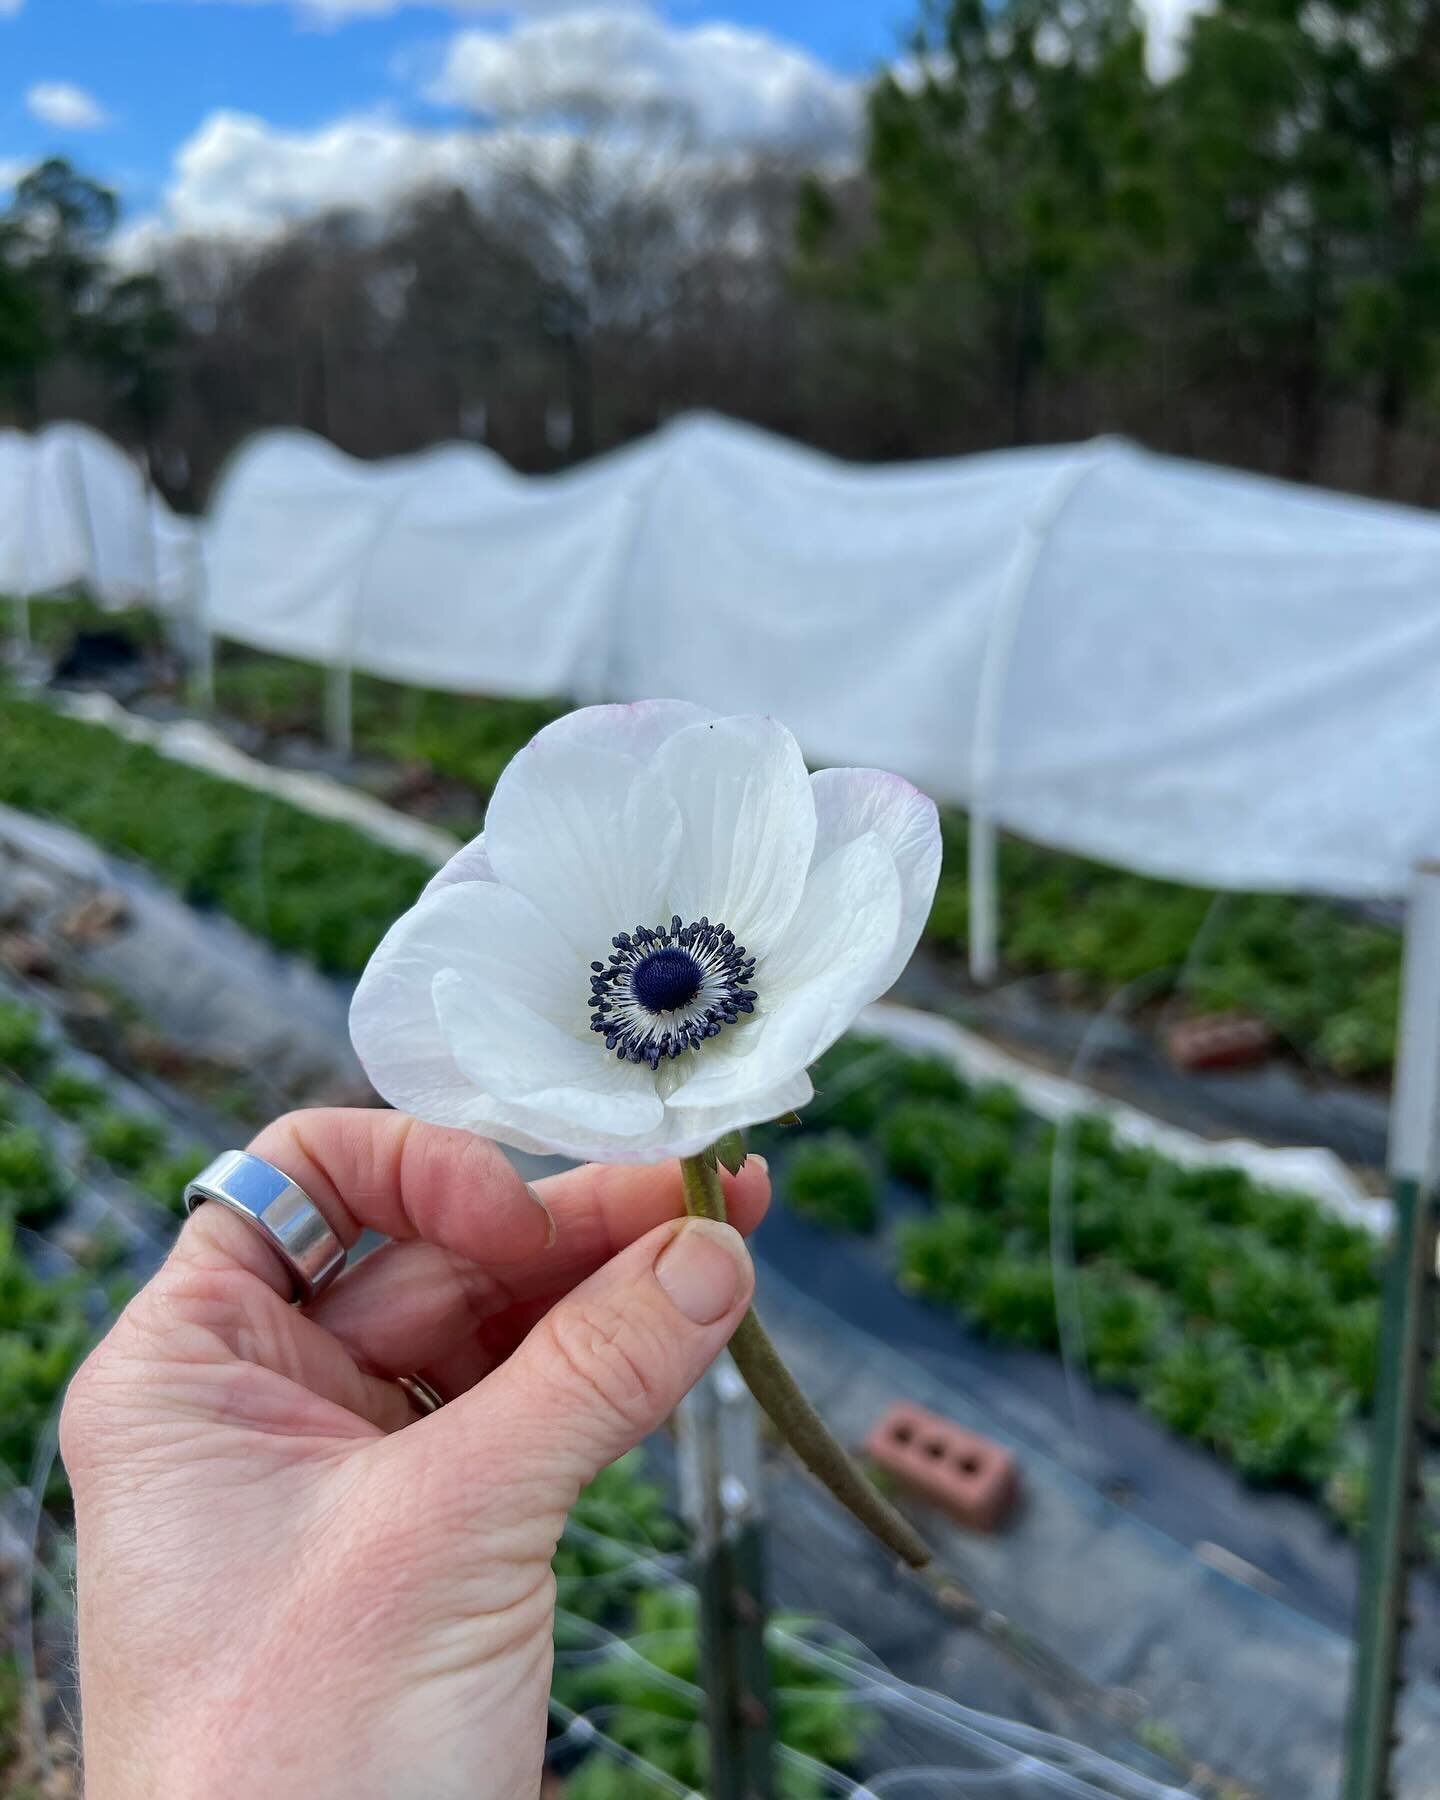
[61,1108,766,1800]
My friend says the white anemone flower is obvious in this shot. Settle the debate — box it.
[350,700,941,1165]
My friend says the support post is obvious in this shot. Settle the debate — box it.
[965,443,1121,988]
[678,1354,773,1800]
[1344,860,1440,1799]
[969,809,999,985]
[190,628,216,713]
[325,664,353,758]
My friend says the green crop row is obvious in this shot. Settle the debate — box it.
[215,652,1402,1081]
[926,813,1400,1080]
[775,1037,1385,1503]
[213,646,564,801]
[552,1454,871,1798]
[14,611,1410,1080]
[0,1074,96,1502]
[0,996,218,1501]
[0,998,210,1217]
[0,688,434,976]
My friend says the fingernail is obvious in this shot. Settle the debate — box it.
[655,1219,751,1325]
[526,1183,557,1249]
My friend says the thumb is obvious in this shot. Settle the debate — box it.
[419,1216,754,1537]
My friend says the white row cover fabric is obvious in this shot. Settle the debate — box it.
[0,422,200,612]
[201,413,1440,899]
[206,428,659,696]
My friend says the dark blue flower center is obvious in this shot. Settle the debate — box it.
[588,914,758,1068]
[631,945,703,1014]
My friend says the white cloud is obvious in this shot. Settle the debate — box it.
[427,9,859,153]
[25,81,110,131]
[136,110,484,239]
[0,0,24,17]
[122,105,735,252]
[113,6,861,253]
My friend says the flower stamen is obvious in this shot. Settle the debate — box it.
[589,913,758,1069]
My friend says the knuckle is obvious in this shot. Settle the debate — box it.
[541,1302,665,1434]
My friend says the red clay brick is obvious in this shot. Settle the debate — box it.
[1165,1013,1272,1071]
[863,1403,1019,1532]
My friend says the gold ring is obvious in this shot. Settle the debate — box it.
[396,1373,444,1417]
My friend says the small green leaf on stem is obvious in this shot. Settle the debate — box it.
[773,1111,803,1127]
[715,1129,748,1175]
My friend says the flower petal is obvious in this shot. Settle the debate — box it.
[665,831,901,1108]
[435,971,664,1135]
[353,879,667,1151]
[654,716,816,951]
[808,768,941,995]
[660,1068,815,1158]
[485,740,683,957]
[530,699,716,763]
[352,879,581,1104]
[422,832,496,900]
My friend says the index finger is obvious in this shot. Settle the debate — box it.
[177,1108,769,1303]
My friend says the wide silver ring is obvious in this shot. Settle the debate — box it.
[184,1150,347,1303]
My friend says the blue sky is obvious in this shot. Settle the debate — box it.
[1,0,909,240]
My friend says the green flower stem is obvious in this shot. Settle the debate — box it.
[679,1151,932,1570]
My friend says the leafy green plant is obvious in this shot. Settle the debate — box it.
[1218,1364,1351,1488]
[970,1258,1060,1350]
[808,1036,906,1134]
[973,1082,1027,1134]
[84,1108,169,1174]
[1110,1196,1205,1289]
[893,1053,970,1106]
[1076,1270,1171,1388]
[132,1146,211,1215]
[0,1002,50,1080]
[1313,1222,1380,1305]
[554,1453,682,1627]
[1254,1189,1326,1253]
[0,1219,91,1497]
[895,1208,1006,1306]
[782,1134,879,1233]
[550,1456,873,1797]
[0,1127,68,1225]
[1213,1252,1331,1354]
[41,1067,108,1119]
[1169,1164,1262,1229]
[879,1100,970,1189]
[554,1588,871,1800]
[941,1123,1028,1212]
[1325,1300,1380,1405]
[1141,1333,1247,1441]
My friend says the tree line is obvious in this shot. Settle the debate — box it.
[5,0,1440,507]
